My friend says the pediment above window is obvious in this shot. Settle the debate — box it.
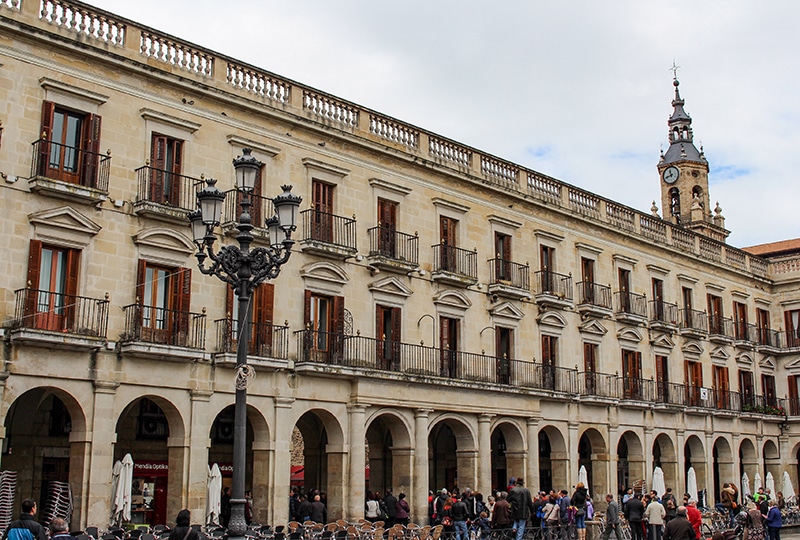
[578,319,608,337]
[681,340,704,358]
[783,355,800,373]
[735,352,754,368]
[133,227,195,266]
[368,276,413,298]
[433,289,472,311]
[537,310,567,329]
[710,346,731,365]
[300,261,349,295]
[650,333,675,350]
[29,206,101,248]
[489,301,525,323]
[759,356,776,372]
[617,327,643,343]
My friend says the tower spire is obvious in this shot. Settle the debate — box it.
[663,78,705,165]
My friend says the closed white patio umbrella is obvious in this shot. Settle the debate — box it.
[112,453,133,524]
[782,471,796,502]
[766,472,776,499]
[687,467,698,502]
[653,467,666,497]
[754,472,763,495]
[206,463,222,524]
[742,472,751,499]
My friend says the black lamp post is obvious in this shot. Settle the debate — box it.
[189,148,301,538]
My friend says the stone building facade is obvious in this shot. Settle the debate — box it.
[0,0,799,530]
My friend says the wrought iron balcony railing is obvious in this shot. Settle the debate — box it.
[300,209,358,251]
[432,244,478,279]
[12,288,109,338]
[121,303,206,349]
[31,139,110,191]
[708,315,734,338]
[222,190,274,232]
[576,281,612,309]
[614,290,647,317]
[135,165,205,213]
[215,318,289,359]
[649,300,679,325]
[367,226,419,264]
[680,308,708,333]
[534,270,573,300]
[488,258,530,290]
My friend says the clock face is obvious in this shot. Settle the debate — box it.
[662,166,680,184]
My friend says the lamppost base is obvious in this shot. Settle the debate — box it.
[226,498,248,539]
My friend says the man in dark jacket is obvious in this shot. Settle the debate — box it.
[451,495,470,540]
[491,492,512,531]
[508,478,535,540]
[384,489,398,526]
[601,494,623,540]
[4,499,47,540]
[662,507,695,540]
[624,494,645,540]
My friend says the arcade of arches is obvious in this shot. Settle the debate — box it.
[1,384,795,529]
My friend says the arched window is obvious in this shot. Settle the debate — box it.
[669,187,681,223]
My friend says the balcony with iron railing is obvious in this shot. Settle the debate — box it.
[614,291,647,325]
[119,303,207,360]
[734,322,758,348]
[221,190,275,240]
[708,315,735,344]
[431,244,478,286]
[533,270,573,310]
[299,209,358,259]
[487,258,531,300]
[649,300,679,332]
[214,318,289,363]
[366,226,419,273]
[29,139,111,203]
[575,281,613,319]
[755,327,784,351]
[679,308,708,338]
[9,288,109,349]
[133,165,205,223]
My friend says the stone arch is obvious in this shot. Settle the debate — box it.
[618,430,645,493]
[490,419,526,492]
[428,414,477,492]
[538,424,567,492]
[684,434,707,495]
[365,409,414,497]
[763,439,781,486]
[712,436,734,504]
[579,427,609,499]
[653,432,678,495]
[739,438,759,492]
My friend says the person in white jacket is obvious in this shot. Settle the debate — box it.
[645,497,667,540]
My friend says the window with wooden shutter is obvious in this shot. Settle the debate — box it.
[583,343,598,395]
[739,370,755,408]
[38,101,102,187]
[135,260,191,346]
[789,375,799,416]
[713,365,730,409]
[376,305,401,371]
[439,316,458,378]
[149,133,184,204]
[541,334,557,390]
[496,326,512,384]
[377,198,398,257]
[786,309,800,348]
[24,240,81,331]
[312,180,335,242]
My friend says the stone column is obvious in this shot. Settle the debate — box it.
[675,429,686,496]
[526,417,540,490]
[347,404,367,521]
[392,448,414,496]
[251,443,270,525]
[477,414,492,496]
[68,430,92,529]
[325,447,347,521]
[413,409,431,524]
[456,449,478,493]
[270,397,294,525]
[187,390,213,523]
[85,380,120,528]
[167,437,190,523]
[568,420,580,488]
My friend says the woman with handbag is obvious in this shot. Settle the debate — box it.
[572,483,589,540]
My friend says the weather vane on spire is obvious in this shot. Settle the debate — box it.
[670,60,681,80]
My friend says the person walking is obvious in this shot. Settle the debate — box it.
[572,483,589,540]
[384,489,398,527]
[508,478,535,540]
[765,499,782,540]
[644,495,666,540]
[3,498,47,540]
[395,493,410,526]
[601,494,623,540]
[662,507,695,540]
[451,494,470,540]
[625,494,645,540]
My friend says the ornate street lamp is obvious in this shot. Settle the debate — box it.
[189,148,301,539]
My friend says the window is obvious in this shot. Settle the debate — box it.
[438,216,459,272]
[440,316,459,378]
[494,233,512,281]
[789,375,800,416]
[303,291,344,362]
[25,240,80,331]
[135,260,192,345]
[707,293,724,334]
[38,101,102,187]
[621,349,642,399]
[618,268,632,312]
[583,343,597,395]
[226,283,275,357]
[376,198,398,257]
[655,355,669,401]
[652,278,664,321]
[762,374,777,408]
[713,366,730,409]
[149,133,184,205]
[311,180,335,242]
[685,360,703,406]
[756,308,771,345]
[137,398,168,441]
[739,370,755,408]
[669,187,681,223]
[733,301,748,340]
[376,305,401,370]
[541,335,557,390]
[785,309,800,348]
[496,326,513,384]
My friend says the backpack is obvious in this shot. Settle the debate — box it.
[535,505,546,520]
[7,527,35,540]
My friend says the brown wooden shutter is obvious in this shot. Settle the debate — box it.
[150,135,167,201]
[135,259,147,305]
[331,295,345,362]
[172,266,192,338]
[789,376,799,415]
[64,248,81,329]
[303,289,312,327]
[38,101,56,175]
[81,113,102,188]
[25,240,43,318]
[255,283,274,324]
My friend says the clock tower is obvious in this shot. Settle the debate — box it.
[657,78,729,242]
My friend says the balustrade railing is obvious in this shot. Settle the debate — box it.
[13,288,109,338]
[680,308,708,333]
[708,315,734,338]
[121,304,206,349]
[534,271,573,300]
[481,156,518,187]
[569,189,600,217]
[215,319,289,359]
[429,136,472,167]
[576,281,612,309]
[300,209,358,251]
[649,300,678,325]
[135,165,204,213]
[367,226,419,264]
[39,0,126,45]
[526,172,562,204]
[303,90,359,127]
[226,63,291,103]
[140,31,213,77]
[615,291,647,317]
[370,114,419,149]
[31,139,110,191]
[432,244,478,279]
[606,202,635,232]
[488,259,530,290]
[640,215,667,243]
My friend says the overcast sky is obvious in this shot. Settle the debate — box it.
[89,0,800,248]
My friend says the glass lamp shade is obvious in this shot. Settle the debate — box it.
[273,184,302,232]
[188,209,206,245]
[197,178,226,226]
[265,215,281,245]
[233,148,262,192]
